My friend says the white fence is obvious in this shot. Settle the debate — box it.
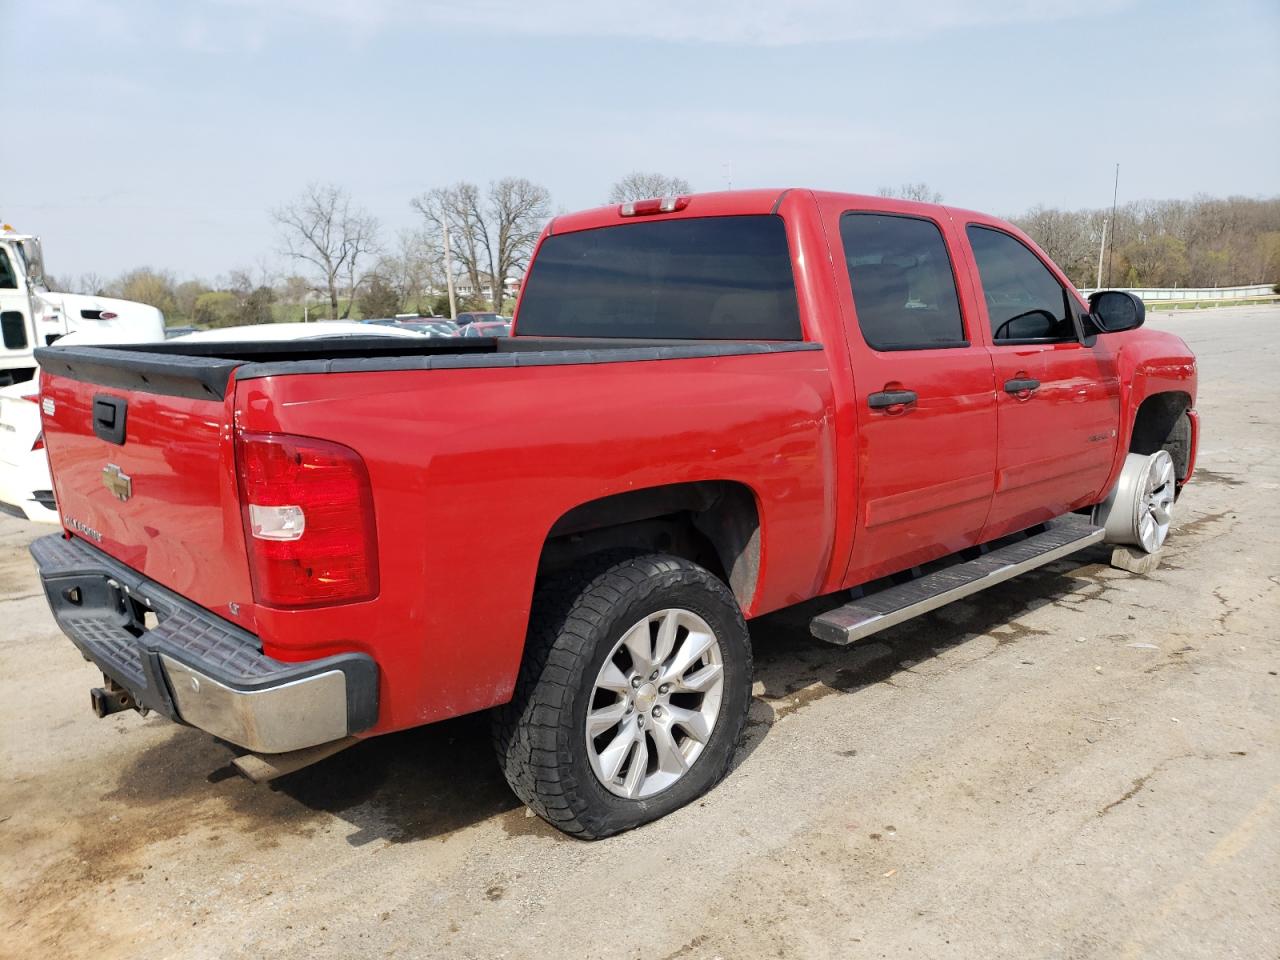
[1078,282,1277,302]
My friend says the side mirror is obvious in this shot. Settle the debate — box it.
[18,238,47,289]
[1088,290,1145,333]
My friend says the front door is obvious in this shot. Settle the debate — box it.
[826,206,998,586]
[963,224,1121,539]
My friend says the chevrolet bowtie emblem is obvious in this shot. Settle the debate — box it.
[102,463,132,502]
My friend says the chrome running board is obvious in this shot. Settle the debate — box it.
[810,515,1104,645]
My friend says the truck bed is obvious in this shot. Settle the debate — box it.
[33,331,835,731]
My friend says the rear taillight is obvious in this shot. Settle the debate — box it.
[619,195,690,217]
[235,432,379,608]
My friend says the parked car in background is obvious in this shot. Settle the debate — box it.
[0,378,52,521]
[363,318,458,337]
[459,319,511,337]
[164,325,199,339]
[401,320,461,337]
[171,321,428,343]
[454,311,502,327]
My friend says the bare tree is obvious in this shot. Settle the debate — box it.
[374,229,443,314]
[73,272,109,296]
[412,183,486,303]
[272,183,380,319]
[607,172,693,204]
[484,178,551,310]
[877,182,944,203]
[278,274,312,313]
[412,178,551,313]
[1010,194,1280,289]
[1015,205,1095,285]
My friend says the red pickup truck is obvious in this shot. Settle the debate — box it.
[31,189,1198,838]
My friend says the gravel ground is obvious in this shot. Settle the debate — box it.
[1,305,1277,959]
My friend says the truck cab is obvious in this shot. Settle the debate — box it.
[0,223,166,386]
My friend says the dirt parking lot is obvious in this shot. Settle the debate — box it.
[2,305,1277,960]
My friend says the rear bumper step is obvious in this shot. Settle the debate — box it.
[30,533,378,753]
[811,515,1105,645]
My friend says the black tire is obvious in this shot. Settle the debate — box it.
[492,553,752,839]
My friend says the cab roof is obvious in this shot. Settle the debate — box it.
[544,188,996,237]
[548,189,789,236]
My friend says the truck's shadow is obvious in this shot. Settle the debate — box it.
[740,544,1118,748]
[134,546,1119,846]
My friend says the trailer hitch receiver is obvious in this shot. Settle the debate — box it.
[90,676,137,718]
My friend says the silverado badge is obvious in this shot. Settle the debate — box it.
[64,516,103,542]
[102,463,132,502]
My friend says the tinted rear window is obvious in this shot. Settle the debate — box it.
[840,213,967,351]
[516,215,802,340]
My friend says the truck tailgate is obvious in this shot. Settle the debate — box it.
[39,368,252,620]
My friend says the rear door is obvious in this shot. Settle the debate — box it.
[962,224,1121,539]
[38,362,254,623]
[822,202,998,585]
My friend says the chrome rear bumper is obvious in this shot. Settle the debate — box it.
[31,533,378,753]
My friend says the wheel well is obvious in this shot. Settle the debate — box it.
[1129,391,1193,484]
[537,481,762,610]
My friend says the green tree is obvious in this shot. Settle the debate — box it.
[173,280,210,322]
[239,286,276,325]
[116,268,178,318]
[192,291,240,328]
[1118,235,1188,287]
[358,275,402,319]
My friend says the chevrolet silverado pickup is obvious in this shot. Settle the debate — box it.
[30,189,1198,838]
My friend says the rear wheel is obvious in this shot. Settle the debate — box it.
[1095,450,1176,553]
[493,554,752,839]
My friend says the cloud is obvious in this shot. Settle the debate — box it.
[211,0,1137,46]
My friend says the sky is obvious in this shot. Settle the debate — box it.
[3,0,1278,281]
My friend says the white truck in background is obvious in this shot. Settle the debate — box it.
[0,223,165,386]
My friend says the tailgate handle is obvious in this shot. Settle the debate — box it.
[92,395,128,446]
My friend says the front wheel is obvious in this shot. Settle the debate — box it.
[493,554,752,839]
[1095,450,1177,553]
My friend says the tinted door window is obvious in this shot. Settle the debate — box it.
[517,215,801,340]
[967,226,1075,343]
[840,214,966,351]
[1,312,28,348]
[0,249,17,289]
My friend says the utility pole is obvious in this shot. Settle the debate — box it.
[442,220,458,321]
[1095,217,1108,291]
[1106,163,1119,287]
